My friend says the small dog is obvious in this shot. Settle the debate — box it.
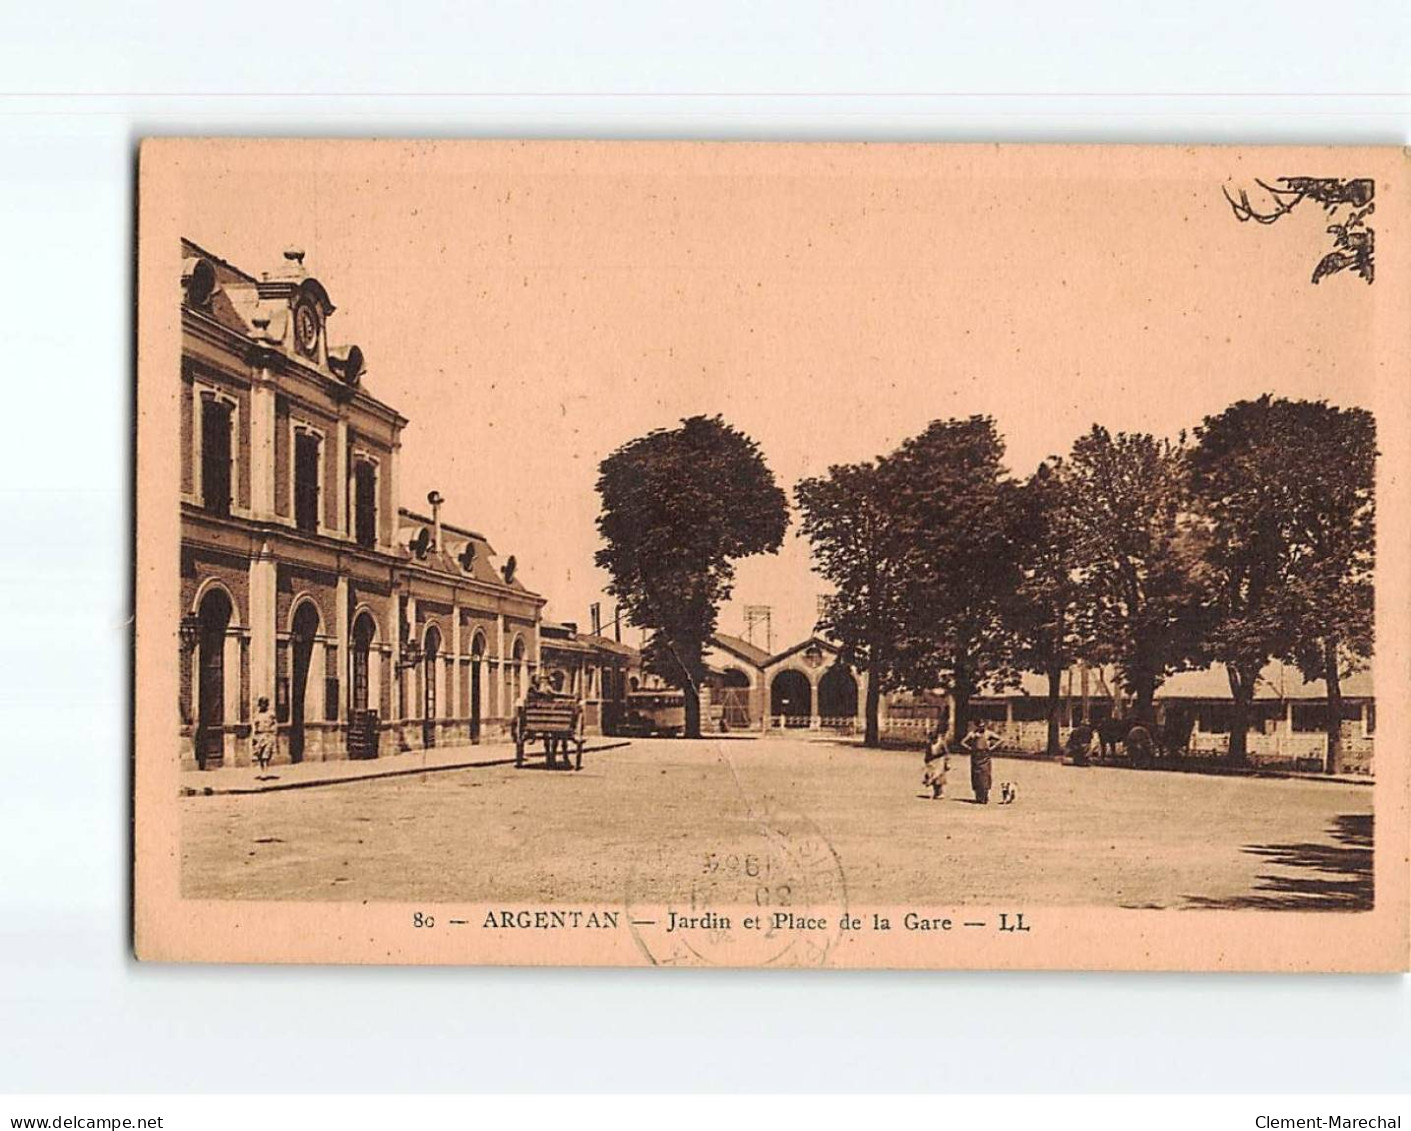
[998,782,1018,805]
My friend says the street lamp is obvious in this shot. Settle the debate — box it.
[398,637,424,670]
[179,614,201,652]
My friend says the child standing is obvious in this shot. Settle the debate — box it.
[922,728,951,800]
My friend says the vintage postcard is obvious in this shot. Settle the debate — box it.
[135,139,1410,969]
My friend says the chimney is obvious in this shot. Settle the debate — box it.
[427,490,444,552]
[614,604,622,644]
[590,603,602,636]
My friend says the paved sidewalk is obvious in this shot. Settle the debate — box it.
[180,738,632,796]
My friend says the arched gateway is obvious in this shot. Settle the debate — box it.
[770,670,812,728]
[195,587,233,768]
[817,664,859,725]
[288,600,321,763]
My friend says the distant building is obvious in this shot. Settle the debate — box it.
[179,239,542,769]
[703,624,1374,772]
[539,620,636,736]
[702,634,868,733]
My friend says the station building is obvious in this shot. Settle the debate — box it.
[701,634,870,733]
[178,239,545,769]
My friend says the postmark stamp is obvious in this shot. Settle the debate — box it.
[625,795,849,967]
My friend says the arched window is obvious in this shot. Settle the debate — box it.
[422,625,442,748]
[351,612,377,712]
[511,637,526,704]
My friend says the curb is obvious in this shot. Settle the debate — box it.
[181,741,634,797]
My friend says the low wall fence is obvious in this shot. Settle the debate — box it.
[877,718,1373,774]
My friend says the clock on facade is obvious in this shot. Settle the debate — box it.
[294,303,319,357]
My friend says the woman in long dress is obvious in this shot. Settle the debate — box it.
[961,718,1001,803]
[251,696,277,774]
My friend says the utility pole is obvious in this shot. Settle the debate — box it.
[744,605,773,654]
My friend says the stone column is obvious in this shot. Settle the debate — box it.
[392,592,407,749]
[368,644,382,721]
[335,577,349,728]
[495,612,505,723]
[310,635,327,760]
[223,628,241,763]
[450,604,462,727]
[334,416,349,537]
[247,542,277,714]
[386,439,401,550]
[249,370,276,520]
[407,598,420,727]
[809,673,821,730]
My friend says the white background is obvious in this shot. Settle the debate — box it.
[1,1,1408,1094]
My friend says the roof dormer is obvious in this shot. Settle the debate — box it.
[255,248,336,365]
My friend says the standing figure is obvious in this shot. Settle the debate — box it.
[961,718,1002,804]
[922,728,951,800]
[251,695,278,774]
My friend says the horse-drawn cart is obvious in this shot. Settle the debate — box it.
[513,692,585,770]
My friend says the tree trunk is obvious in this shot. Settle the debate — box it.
[1225,665,1253,766]
[951,673,973,747]
[1323,637,1344,775]
[1132,671,1157,728]
[1045,663,1063,758]
[864,660,882,748]
[683,681,701,740]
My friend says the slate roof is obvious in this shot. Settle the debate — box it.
[397,510,533,595]
[710,633,773,669]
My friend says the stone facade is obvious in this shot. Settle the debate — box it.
[178,239,544,770]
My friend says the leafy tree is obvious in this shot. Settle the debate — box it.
[796,461,907,747]
[1188,397,1305,763]
[595,415,788,738]
[1009,458,1086,756]
[1277,402,1376,774]
[885,417,1026,742]
[1066,426,1208,725]
[1189,397,1375,770]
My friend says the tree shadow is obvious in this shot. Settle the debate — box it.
[1184,814,1373,911]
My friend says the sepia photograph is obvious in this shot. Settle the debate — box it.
[134,139,1410,969]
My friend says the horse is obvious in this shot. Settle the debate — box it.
[1096,717,1128,761]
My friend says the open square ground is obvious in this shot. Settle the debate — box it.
[180,737,1374,911]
